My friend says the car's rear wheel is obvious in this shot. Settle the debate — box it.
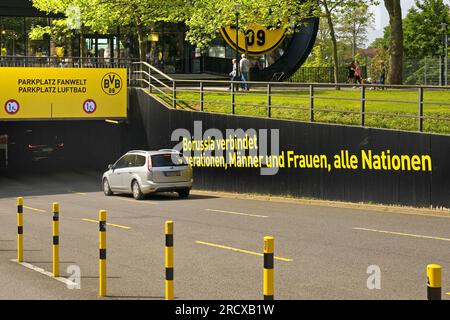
[103,178,113,196]
[177,189,190,198]
[132,180,145,200]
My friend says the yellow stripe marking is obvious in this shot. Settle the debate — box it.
[24,206,47,213]
[354,227,450,242]
[195,240,293,262]
[82,218,131,230]
[205,209,268,218]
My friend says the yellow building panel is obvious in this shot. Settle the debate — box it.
[0,68,127,120]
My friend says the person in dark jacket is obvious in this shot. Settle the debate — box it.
[347,61,356,84]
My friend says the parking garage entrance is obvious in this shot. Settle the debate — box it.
[0,67,128,172]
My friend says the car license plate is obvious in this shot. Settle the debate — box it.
[43,148,54,152]
[164,171,181,177]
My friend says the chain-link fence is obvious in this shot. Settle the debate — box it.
[402,57,450,86]
[287,65,368,83]
[289,57,450,86]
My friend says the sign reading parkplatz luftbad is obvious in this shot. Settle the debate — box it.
[0,67,127,120]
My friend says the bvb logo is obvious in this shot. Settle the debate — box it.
[101,73,123,95]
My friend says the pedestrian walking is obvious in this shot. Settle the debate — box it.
[354,61,362,85]
[379,61,386,90]
[229,59,239,91]
[347,61,356,84]
[240,54,250,91]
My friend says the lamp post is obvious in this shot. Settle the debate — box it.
[442,23,448,86]
[234,3,240,78]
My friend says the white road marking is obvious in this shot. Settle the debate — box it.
[205,209,268,218]
[354,227,450,242]
[11,259,77,287]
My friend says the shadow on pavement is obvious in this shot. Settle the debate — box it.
[106,295,168,299]
[79,276,121,279]
[115,193,218,202]
[0,169,219,201]
[25,261,77,264]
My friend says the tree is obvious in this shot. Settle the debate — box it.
[184,0,319,51]
[335,1,375,59]
[84,0,187,61]
[303,18,333,67]
[403,0,450,59]
[319,0,378,84]
[31,0,92,57]
[32,0,188,61]
[383,0,404,84]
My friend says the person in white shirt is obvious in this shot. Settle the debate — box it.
[229,59,239,90]
[239,54,250,91]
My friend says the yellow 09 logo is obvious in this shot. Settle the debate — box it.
[220,25,286,56]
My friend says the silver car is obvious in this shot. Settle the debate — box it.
[102,150,193,200]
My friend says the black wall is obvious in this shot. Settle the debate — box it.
[130,88,450,208]
[0,120,124,172]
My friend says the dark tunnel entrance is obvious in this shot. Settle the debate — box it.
[0,120,125,173]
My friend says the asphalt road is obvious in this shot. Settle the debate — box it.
[0,171,449,300]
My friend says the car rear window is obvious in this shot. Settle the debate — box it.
[151,153,187,167]
[135,155,146,166]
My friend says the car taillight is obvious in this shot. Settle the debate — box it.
[147,157,152,171]
[28,144,44,149]
[55,143,64,148]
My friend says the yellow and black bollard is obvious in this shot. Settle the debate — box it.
[264,236,274,300]
[17,197,23,263]
[52,202,60,277]
[427,264,442,300]
[165,221,174,300]
[99,210,107,297]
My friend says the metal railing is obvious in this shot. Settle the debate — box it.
[132,62,450,134]
[131,61,178,108]
[0,56,137,69]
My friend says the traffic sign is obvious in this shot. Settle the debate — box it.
[4,99,20,115]
[83,99,97,114]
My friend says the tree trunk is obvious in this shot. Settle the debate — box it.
[49,20,56,57]
[135,17,146,62]
[148,25,157,66]
[384,0,404,84]
[352,22,356,59]
[323,1,340,86]
[67,36,73,63]
[80,28,85,57]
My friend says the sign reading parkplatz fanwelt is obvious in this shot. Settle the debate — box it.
[0,67,127,120]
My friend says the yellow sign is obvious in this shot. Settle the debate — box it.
[0,67,127,120]
[220,25,286,56]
